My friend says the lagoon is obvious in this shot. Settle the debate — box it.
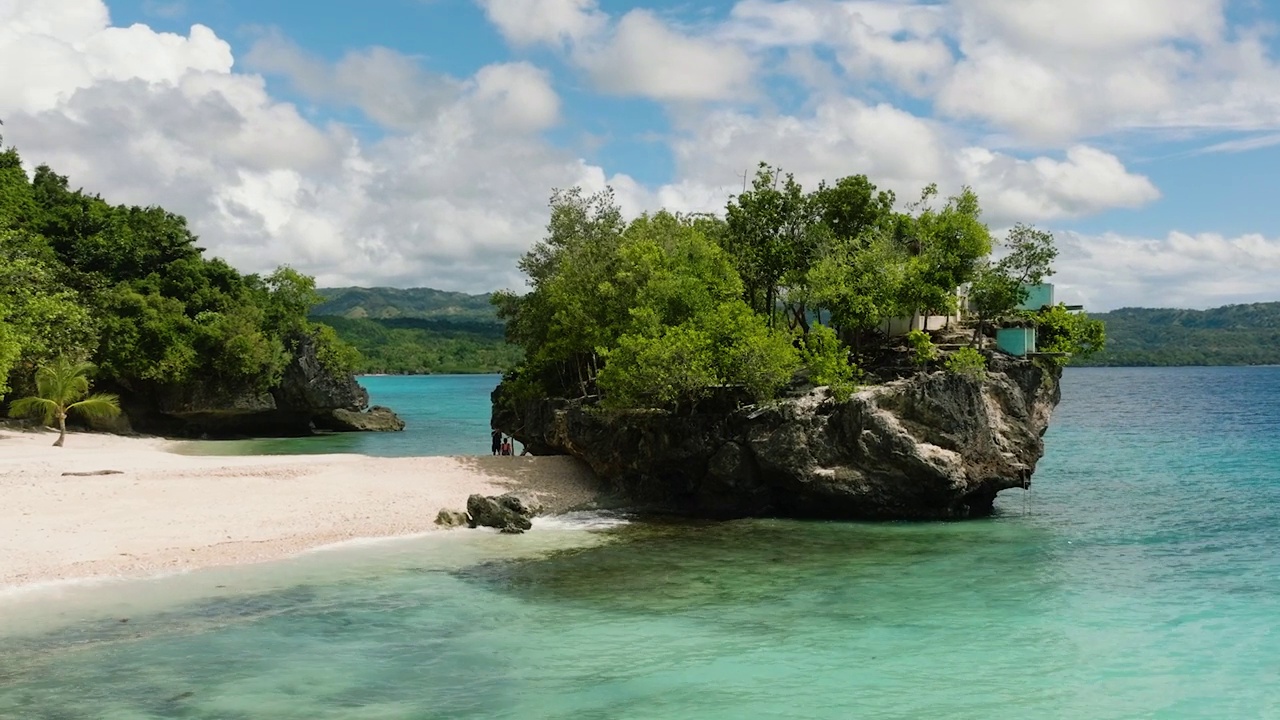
[4,367,1280,718]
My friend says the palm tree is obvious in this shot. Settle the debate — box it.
[8,359,121,447]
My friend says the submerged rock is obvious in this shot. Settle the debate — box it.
[321,406,406,432]
[466,493,535,533]
[493,354,1061,521]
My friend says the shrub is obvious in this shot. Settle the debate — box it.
[905,329,937,370]
[944,347,986,379]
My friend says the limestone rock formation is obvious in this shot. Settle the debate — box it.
[466,493,536,533]
[434,509,470,527]
[493,355,1061,520]
[321,406,406,432]
[106,331,402,438]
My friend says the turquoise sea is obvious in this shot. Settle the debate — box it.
[3,367,1280,718]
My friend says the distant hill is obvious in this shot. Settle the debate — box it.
[1075,302,1280,366]
[312,287,513,374]
[313,288,1280,371]
[314,287,499,324]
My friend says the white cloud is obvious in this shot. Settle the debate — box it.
[0,0,1271,315]
[719,0,1280,144]
[724,0,953,93]
[1196,132,1280,154]
[474,0,606,47]
[244,34,461,132]
[660,98,1159,225]
[0,0,613,293]
[1055,230,1280,311]
[577,9,756,101]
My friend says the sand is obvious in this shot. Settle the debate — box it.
[0,427,603,589]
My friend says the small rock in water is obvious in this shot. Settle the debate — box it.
[499,523,525,535]
[434,509,469,528]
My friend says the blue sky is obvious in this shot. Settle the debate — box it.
[3,0,1280,309]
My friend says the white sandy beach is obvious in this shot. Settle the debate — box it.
[0,428,602,589]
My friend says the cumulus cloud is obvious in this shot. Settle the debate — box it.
[661,99,1159,225]
[0,0,1271,314]
[1054,230,1280,311]
[0,0,614,293]
[577,10,756,101]
[720,0,1280,144]
[474,0,606,47]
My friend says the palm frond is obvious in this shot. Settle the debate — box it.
[34,359,94,404]
[8,396,58,425]
[67,394,122,421]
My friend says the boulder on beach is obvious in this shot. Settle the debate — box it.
[434,509,469,527]
[466,493,535,533]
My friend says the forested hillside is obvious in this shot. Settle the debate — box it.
[1075,303,1280,366]
[312,287,518,374]
[314,286,497,322]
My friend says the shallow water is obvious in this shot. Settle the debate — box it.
[4,367,1280,718]
[171,374,501,457]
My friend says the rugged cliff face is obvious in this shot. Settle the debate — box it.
[103,333,403,437]
[493,355,1062,520]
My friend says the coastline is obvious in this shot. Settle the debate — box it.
[0,428,602,590]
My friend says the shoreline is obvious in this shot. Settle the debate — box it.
[0,428,603,591]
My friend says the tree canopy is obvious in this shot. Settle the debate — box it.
[0,140,358,411]
[496,167,1086,411]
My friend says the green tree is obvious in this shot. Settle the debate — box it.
[1036,304,1106,364]
[8,359,121,447]
[724,163,817,326]
[968,224,1058,343]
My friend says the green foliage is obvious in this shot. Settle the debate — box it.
[797,324,857,400]
[944,347,987,379]
[310,323,363,374]
[597,324,720,410]
[500,190,800,410]
[905,329,937,369]
[968,224,1059,325]
[1035,305,1106,365]
[317,315,517,374]
[8,358,121,446]
[0,140,347,410]
[1069,303,1280,367]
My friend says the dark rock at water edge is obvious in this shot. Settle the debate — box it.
[318,406,406,432]
[90,331,403,438]
[466,493,536,533]
[493,354,1062,521]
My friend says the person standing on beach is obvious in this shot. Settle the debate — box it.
[491,429,502,456]
[501,437,512,456]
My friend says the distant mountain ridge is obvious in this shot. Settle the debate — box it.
[1078,302,1280,366]
[316,288,1280,369]
[315,287,499,324]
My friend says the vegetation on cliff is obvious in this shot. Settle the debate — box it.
[495,163,1103,411]
[0,139,359,418]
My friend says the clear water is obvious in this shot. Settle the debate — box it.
[4,367,1280,718]
[172,375,502,457]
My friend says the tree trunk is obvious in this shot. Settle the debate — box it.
[54,411,66,447]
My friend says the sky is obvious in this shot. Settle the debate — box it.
[2,0,1279,311]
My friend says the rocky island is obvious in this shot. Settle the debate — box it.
[495,353,1060,520]
[488,171,1102,522]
